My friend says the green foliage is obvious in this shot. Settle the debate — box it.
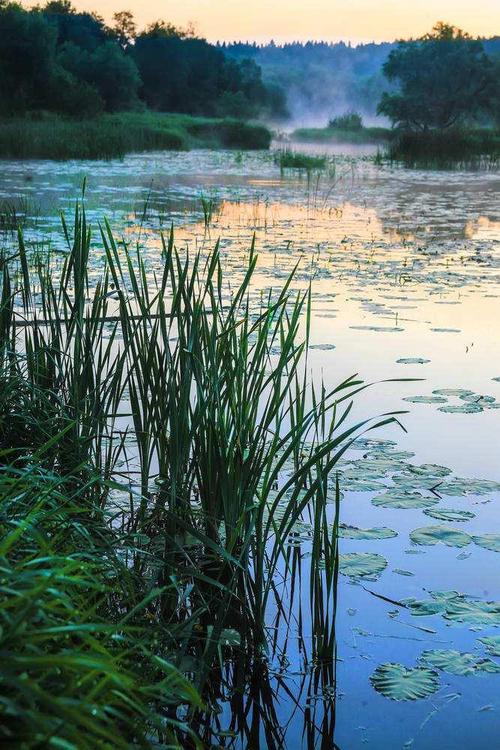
[328,111,363,131]
[378,23,497,131]
[0,461,200,748]
[292,124,392,144]
[0,113,271,159]
[0,1,284,120]
[274,148,328,171]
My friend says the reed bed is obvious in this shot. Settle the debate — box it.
[0,203,401,747]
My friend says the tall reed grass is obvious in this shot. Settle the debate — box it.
[0,202,402,746]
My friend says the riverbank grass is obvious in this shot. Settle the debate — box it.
[0,112,272,160]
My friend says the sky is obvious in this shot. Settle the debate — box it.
[66,0,499,43]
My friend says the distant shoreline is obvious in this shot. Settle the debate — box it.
[0,112,272,161]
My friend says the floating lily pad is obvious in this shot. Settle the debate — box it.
[370,663,439,701]
[404,591,500,626]
[339,552,387,579]
[345,479,387,492]
[492,377,500,383]
[420,649,500,676]
[473,534,500,553]
[423,508,475,522]
[309,343,336,350]
[439,478,500,497]
[397,358,431,365]
[393,568,414,577]
[460,393,496,404]
[410,525,472,548]
[350,325,404,332]
[373,491,438,510]
[431,328,461,333]
[352,438,398,452]
[407,464,452,478]
[339,525,397,540]
[433,388,474,397]
[403,395,448,404]
[479,636,500,657]
[438,403,483,414]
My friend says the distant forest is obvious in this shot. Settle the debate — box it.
[1,1,499,129]
[223,37,500,126]
[0,1,287,119]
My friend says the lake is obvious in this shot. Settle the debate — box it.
[1,146,499,749]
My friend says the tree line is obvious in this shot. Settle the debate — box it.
[224,28,500,129]
[0,1,287,119]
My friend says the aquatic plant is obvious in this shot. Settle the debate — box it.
[0,202,401,746]
[275,148,328,172]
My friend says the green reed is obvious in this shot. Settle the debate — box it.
[0,203,403,746]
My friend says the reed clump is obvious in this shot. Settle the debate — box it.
[0,203,399,746]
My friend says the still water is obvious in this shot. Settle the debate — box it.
[1,147,499,749]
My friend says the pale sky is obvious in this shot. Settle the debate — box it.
[59,0,499,43]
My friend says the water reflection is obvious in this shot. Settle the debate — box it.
[0,150,499,749]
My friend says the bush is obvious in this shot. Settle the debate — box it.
[328,111,363,131]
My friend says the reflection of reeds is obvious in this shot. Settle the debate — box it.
[0,202,402,747]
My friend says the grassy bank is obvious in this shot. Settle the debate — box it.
[291,124,392,145]
[0,204,399,746]
[0,112,272,160]
[387,128,500,168]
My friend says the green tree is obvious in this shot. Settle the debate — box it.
[112,10,136,49]
[378,23,495,130]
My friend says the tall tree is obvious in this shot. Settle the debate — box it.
[378,23,495,130]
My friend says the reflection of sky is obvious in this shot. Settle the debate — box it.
[2,150,500,749]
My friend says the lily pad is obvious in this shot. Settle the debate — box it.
[478,636,500,657]
[420,649,500,676]
[407,464,452,478]
[439,478,500,497]
[438,403,484,414]
[393,568,414,577]
[339,525,397,540]
[423,508,476,522]
[403,395,448,404]
[345,479,387,492]
[339,552,387,579]
[473,534,500,553]
[397,358,430,365]
[404,591,500,627]
[373,491,438,510]
[433,388,474,397]
[460,393,496,404]
[350,325,404,332]
[370,663,439,701]
[410,525,472,548]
